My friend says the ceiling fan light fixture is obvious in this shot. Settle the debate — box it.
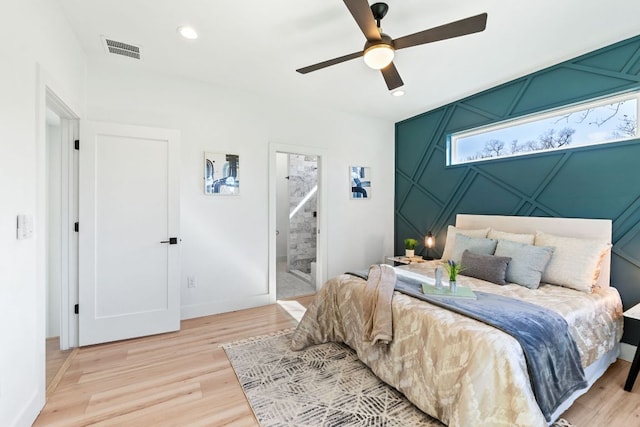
[363,43,394,70]
[391,89,405,97]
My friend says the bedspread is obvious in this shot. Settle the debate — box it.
[290,262,623,427]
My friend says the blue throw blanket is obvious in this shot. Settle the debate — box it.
[346,270,587,422]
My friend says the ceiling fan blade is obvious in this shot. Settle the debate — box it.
[394,13,487,50]
[343,0,381,41]
[296,51,363,74]
[381,62,404,91]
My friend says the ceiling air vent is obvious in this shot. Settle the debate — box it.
[102,36,142,60]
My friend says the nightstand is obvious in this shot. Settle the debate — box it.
[623,303,640,391]
[386,255,430,265]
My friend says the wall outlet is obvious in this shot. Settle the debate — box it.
[187,276,196,288]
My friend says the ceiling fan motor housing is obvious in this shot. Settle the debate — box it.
[364,33,393,51]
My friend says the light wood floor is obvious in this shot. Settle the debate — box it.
[36,295,640,426]
[46,337,74,395]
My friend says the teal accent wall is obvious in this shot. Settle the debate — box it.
[395,35,640,344]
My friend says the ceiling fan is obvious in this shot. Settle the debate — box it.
[296,0,488,92]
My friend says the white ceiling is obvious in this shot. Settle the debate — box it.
[57,0,640,122]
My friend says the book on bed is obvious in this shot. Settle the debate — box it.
[421,283,477,299]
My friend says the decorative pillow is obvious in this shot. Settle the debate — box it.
[487,229,535,245]
[441,225,490,261]
[534,231,612,293]
[494,240,554,289]
[450,234,498,264]
[461,250,511,285]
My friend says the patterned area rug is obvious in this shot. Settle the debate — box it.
[223,330,575,427]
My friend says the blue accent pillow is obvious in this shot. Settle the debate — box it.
[494,239,554,289]
[450,234,498,263]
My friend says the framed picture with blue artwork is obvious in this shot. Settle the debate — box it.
[204,152,240,195]
[350,166,371,199]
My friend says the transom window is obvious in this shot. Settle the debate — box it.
[447,91,639,166]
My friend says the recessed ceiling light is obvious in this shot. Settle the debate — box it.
[177,26,198,40]
[391,89,405,97]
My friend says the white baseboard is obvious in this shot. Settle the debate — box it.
[620,342,636,362]
[10,388,42,427]
[180,294,271,320]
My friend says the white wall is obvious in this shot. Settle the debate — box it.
[0,1,85,426]
[85,57,395,318]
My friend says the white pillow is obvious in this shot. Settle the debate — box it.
[441,225,490,261]
[487,229,535,245]
[534,231,611,293]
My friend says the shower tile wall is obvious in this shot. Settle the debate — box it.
[288,154,317,274]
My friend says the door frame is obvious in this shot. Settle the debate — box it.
[38,68,82,351]
[268,143,327,302]
[45,104,79,351]
[35,64,83,416]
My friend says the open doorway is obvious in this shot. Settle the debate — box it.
[44,88,79,395]
[276,153,318,299]
[269,143,327,304]
[45,107,71,393]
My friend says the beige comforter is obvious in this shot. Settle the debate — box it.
[290,261,623,427]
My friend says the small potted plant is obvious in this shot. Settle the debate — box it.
[404,238,418,257]
[444,259,464,292]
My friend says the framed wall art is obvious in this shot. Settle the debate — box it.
[204,152,240,195]
[350,166,371,199]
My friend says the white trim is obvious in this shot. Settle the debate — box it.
[9,389,40,427]
[181,294,272,320]
[45,91,80,351]
[268,143,328,303]
[56,118,79,350]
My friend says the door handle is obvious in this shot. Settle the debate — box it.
[160,237,178,244]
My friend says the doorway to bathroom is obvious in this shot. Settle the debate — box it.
[275,152,318,299]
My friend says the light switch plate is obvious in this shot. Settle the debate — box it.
[17,214,34,240]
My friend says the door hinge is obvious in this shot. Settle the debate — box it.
[74,139,79,150]
[74,222,79,232]
[74,304,79,314]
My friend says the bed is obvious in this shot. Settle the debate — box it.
[290,214,623,427]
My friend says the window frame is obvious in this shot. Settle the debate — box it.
[446,90,639,166]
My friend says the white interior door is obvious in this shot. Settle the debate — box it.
[78,121,180,346]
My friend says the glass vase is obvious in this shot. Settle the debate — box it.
[435,266,443,290]
[449,280,457,293]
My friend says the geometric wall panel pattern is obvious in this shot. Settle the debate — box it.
[395,35,640,343]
